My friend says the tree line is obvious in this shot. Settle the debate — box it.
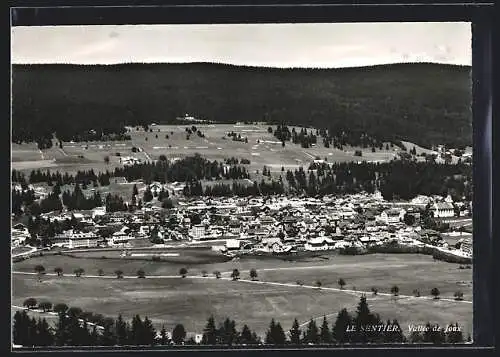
[113,154,249,183]
[12,169,112,187]
[271,124,388,151]
[184,179,285,197]
[12,158,471,210]
[301,160,471,201]
[13,295,466,347]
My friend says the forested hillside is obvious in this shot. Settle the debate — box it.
[12,63,471,148]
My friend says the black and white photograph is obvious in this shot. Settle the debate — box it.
[11,21,473,348]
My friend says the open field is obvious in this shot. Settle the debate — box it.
[13,252,472,338]
[11,246,33,256]
[12,124,401,175]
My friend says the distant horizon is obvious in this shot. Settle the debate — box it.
[11,61,472,70]
[11,23,471,68]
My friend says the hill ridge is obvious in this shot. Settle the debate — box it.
[12,62,472,148]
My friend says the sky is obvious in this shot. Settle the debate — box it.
[11,22,471,68]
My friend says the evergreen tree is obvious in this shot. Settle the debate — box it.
[265,319,276,345]
[423,323,446,344]
[142,317,156,345]
[273,322,287,345]
[409,330,424,343]
[320,316,332,344]
[130,315,144,345]
[159,325,170,345]
[219,318,238,346]
[352,295,383,343]
[143,186,153,203]
[100,318,117,346]
[27,317,38,347]
[13,311,29,346]
[239,324,256,345]
[54,312,70,346]
[303,319,320,344]
[384,319,405,343]
[332,308,352,343]
[115,314,128,346]
[201,315,218,345]
[264,318,286,345]
[289,318,302,345]
[445,323,464,343]
[172,324,186,345]
[36,318,54,346]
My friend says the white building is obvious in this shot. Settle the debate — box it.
[121,156,142,166]
[92,207,106,219]
[226,239,241,251]
[411,195,431,206]
[379,208,406,225]
[339,207,356,219]
[431,202,455,218]
[304,237,336,251]
[139,225,152,236]
[149,182,164,195]
[189,224,206,240]
[461,238,472,256]
[52,230,100,249]
[108,227,135,246]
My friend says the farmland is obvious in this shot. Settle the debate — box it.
[11,123,402,175]
[12,252,473,338]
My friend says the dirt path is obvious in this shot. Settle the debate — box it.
[13,270,472,305]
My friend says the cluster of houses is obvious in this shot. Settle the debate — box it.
[120,156,142,166]
[12,223,30,248]
[11,186,472,261]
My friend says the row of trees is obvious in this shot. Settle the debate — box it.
[300,160,471,201]
[32,263,465,302]
[14,295,467,347]
[12,188,36,215]
[13,157,471,204]
[14,168,112,187]
[184,179,286,197]
[272,125,318,148]
[271,125,388,151]
[113,154,250,183]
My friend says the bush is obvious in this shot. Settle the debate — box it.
[338,278,346,289]
[23,298,37,309]
[431,287,441,299]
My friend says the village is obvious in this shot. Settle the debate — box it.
[11,182,473,263]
